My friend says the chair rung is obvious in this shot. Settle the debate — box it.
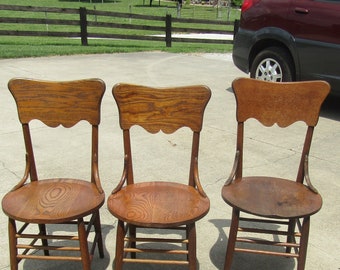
[236,237,300,247]
[124,247,188,255]
[17,254,82,261]
[16,233,79,240]
[235,247,299,258]
[240,217,290,225]
[17,244,80,251]
[125,237,189,244]
[136,225,187,231]
[64,220,91,225]
[238,227,301,237]
[123,257,189,265]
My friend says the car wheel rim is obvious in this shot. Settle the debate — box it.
[255,58,283,82]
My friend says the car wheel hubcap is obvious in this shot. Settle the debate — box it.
[256,58,283,82]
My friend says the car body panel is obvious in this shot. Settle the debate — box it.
[287,0,340,45]
[233,27,298,74]
[232,0,340,95]
[289,0,340,86]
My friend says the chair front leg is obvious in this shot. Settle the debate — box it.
[297,216,310,270]
[187,223,197,270]
[78,218,91,270]
[8,218,18,270]
[114,220,125,270]
[224,208,240,270]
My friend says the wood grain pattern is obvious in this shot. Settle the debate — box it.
[108,182,210,227]
[113,83,211,133]
[2,179,105,223]
[8,78,105,127]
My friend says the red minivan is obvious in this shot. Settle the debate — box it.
[232,0,340,95]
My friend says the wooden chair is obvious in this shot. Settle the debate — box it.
[221,78,330,270]
[107,83,211,269]
[1,78,106,270]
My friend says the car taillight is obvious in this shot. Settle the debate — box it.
[241,0,260,12]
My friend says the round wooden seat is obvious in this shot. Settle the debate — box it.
[108,181,210,228]
[222,176,322,219]
[2,179,105,224]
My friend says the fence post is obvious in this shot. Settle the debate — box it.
[165,14,172,48]
[233,19,239,40]
[79,7,88,46]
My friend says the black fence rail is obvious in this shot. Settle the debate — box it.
[0,4,236,47]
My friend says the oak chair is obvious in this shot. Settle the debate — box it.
[107,83,211,269]
[221,78,330,270]
[1,78,106,270]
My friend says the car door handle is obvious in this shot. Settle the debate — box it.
[295,7,309,14]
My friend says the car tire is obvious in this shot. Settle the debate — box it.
[250,47,294,82]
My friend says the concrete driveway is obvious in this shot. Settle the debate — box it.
[0,52,339,270]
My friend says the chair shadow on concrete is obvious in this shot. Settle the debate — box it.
[22,221,114,270]
[209,219,296,270]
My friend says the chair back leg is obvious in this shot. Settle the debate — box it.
[93,210,105,258]
[129,224,137,259]
[286,219,297,254]
[38,224,49,256]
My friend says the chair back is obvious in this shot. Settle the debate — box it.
[9,78,105,127]
[113,83,211,185]
[233,78,329,127]
[113,83,211,133]
[232,78,330,182]
[8,78,106,185]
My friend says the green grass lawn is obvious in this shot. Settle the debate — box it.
[0,0,239,58]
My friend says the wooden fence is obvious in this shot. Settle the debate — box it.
[0,4,236,47]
